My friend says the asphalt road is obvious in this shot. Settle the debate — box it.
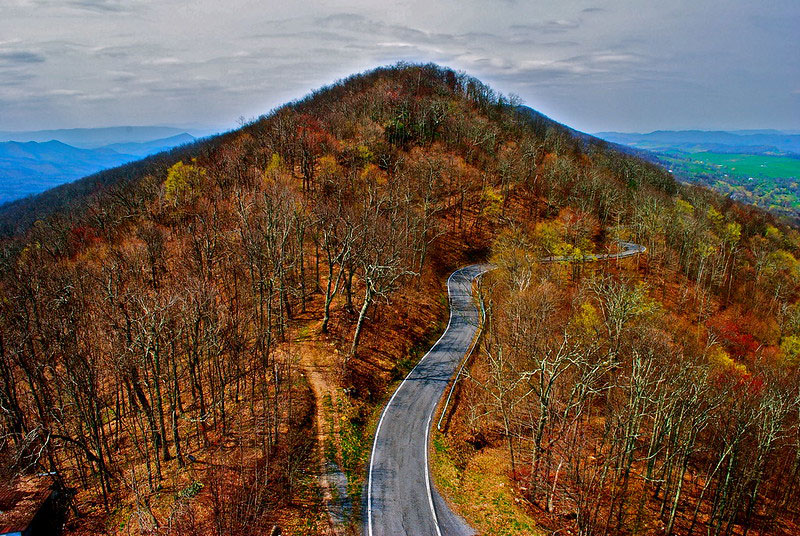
[365,264,488,536]
[541,240,646,262]
[364,243,645,536]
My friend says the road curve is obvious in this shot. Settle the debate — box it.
[541,240,646,262]
[366,264,488,536]
[365,242,645,536]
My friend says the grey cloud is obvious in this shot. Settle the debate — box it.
[146,80,227,96]
[47,89,83,96]
[107,71,136,82]
[248,30,356,43]
[509,20,581,34]
[67,0,130,12]
[25,0,142,12]
[315,13,576,53]
[0,50,45,64]
[0,71,35,87]
[316,13,467,47]
[316,13,370,29]
[93,43,168,59]
[0,0,796,132]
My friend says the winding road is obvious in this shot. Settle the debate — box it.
[365,242,644,536]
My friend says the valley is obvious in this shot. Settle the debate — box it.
[597,130,800,220]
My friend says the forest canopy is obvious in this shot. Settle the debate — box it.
[0,63,797,535]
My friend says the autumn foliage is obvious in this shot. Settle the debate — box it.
[0,64,797,535]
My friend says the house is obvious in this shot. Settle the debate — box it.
[0,476,68,536]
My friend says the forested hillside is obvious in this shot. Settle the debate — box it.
[0,64,797,535]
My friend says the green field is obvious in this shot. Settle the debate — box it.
[672,152,800,180]
[658,151,800,219]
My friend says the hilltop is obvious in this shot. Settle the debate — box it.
[0,64,797,535]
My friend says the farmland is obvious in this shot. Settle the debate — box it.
[657,151,800,218]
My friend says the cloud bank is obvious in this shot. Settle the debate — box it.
[0,0,797,132]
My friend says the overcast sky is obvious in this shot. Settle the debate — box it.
[1,0,798,134]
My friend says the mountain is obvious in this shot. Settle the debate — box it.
[595,129,800,154]
[0,139,129,165]
[0,134,196,204]
[0,64,796,536]
[101,133,196,156]
[0,140,136,204]
[0,126,191,148]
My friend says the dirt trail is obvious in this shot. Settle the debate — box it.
[296,335,352,535]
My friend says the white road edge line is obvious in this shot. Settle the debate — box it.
[437,267,491,431]
[367,267,461,536]
[425,409,443,536]
[367,246,645,534]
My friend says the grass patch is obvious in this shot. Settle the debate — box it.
[295,323,314,341]
[320,390,370,515]
[322,393,338,463]
[178,480,203,499]
[430,430,542,536]
[337,394,368,502]
[286,470,328,535]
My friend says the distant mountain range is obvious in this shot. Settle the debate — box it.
[0,128,198,204]
[594,129,800,155]
[0,126,194,148]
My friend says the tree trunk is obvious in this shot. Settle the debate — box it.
[350,285,373,359]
